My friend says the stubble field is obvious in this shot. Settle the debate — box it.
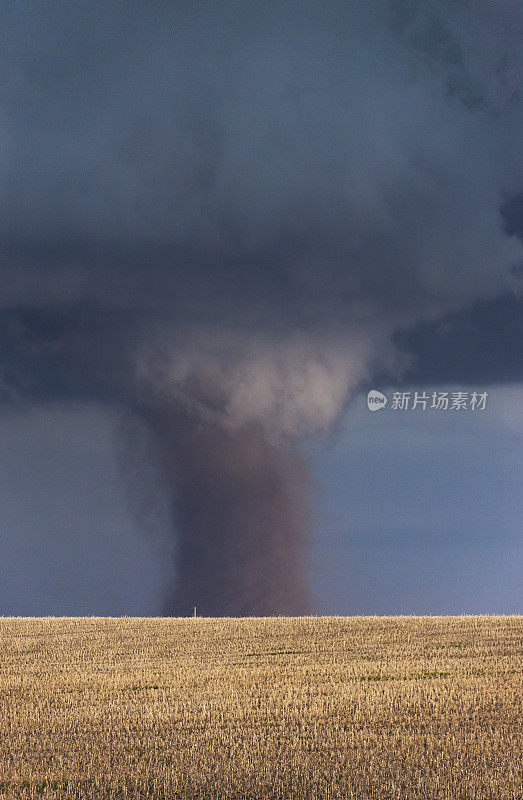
[0,615,521,799]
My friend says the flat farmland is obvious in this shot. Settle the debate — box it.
[0,615,521,799]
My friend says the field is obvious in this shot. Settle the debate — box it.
[0,616,521,799]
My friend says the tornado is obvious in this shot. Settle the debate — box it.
[144,404,311,616]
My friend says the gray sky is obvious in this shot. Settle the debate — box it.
[0,1,521,615]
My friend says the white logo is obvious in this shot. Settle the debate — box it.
[367,390,387,411]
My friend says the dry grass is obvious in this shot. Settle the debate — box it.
[0,615,521,799]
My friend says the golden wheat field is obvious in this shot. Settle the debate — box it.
[0,615,521,800]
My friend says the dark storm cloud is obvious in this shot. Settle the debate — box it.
[389,293,523,386]
[2,1,521,323]
[390,0,523,113]
[0,302,139,403]
[501,191,523,243]
[1,1,522,614]
[2,1,521,408]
